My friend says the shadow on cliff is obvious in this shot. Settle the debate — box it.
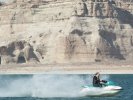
[0,3,2,6]
[71,29,83,36]
[116,8,133,27]
[0,56,1,65]
[99,30,125,60]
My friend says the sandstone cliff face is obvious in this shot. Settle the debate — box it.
[0,0,133,65]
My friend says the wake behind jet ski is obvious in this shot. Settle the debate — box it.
[80,72,122,97]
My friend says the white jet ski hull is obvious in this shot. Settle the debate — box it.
[80,86,122,97]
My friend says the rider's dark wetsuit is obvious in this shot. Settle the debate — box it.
[93,75,102,87]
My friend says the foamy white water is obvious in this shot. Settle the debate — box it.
[0,74,110,97]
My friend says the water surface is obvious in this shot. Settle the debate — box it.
[0,74,132,100]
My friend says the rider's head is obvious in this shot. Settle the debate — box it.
[95,72,100,77]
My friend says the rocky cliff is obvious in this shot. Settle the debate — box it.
[0,0,133,65]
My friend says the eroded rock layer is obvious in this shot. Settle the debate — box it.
[0,0,133,64]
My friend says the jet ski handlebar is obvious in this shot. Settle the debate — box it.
[101,80,107,83]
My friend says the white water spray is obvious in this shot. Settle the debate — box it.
[0,74,110,97]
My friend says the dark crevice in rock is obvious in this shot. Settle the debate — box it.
[81,37,86,44]
[0,1,5,6]
[0,46,8,55]
[114,45,125,60]
[99,30,116,47]
[71,29,83,36]
[17,56,26,63]
[0,2,2,6]
[117,8,133,27]
[28,46,40,62]
[83,3,88,16]
[130,36,133,46]
[65,35,76,59]
[109,45,125,60]
[0,41,40,64]
[0,56,1,65]
[99,30,125,60]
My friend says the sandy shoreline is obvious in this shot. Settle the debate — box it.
[0,63,133,74]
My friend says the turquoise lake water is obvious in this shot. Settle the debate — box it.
[0,74,132,100]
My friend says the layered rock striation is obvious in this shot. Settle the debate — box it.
[0,0,133,65]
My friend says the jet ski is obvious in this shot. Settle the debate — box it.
[80,81,122,97]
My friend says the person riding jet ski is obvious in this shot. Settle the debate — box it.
[80,72,122,96]
[93,72,107,87]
